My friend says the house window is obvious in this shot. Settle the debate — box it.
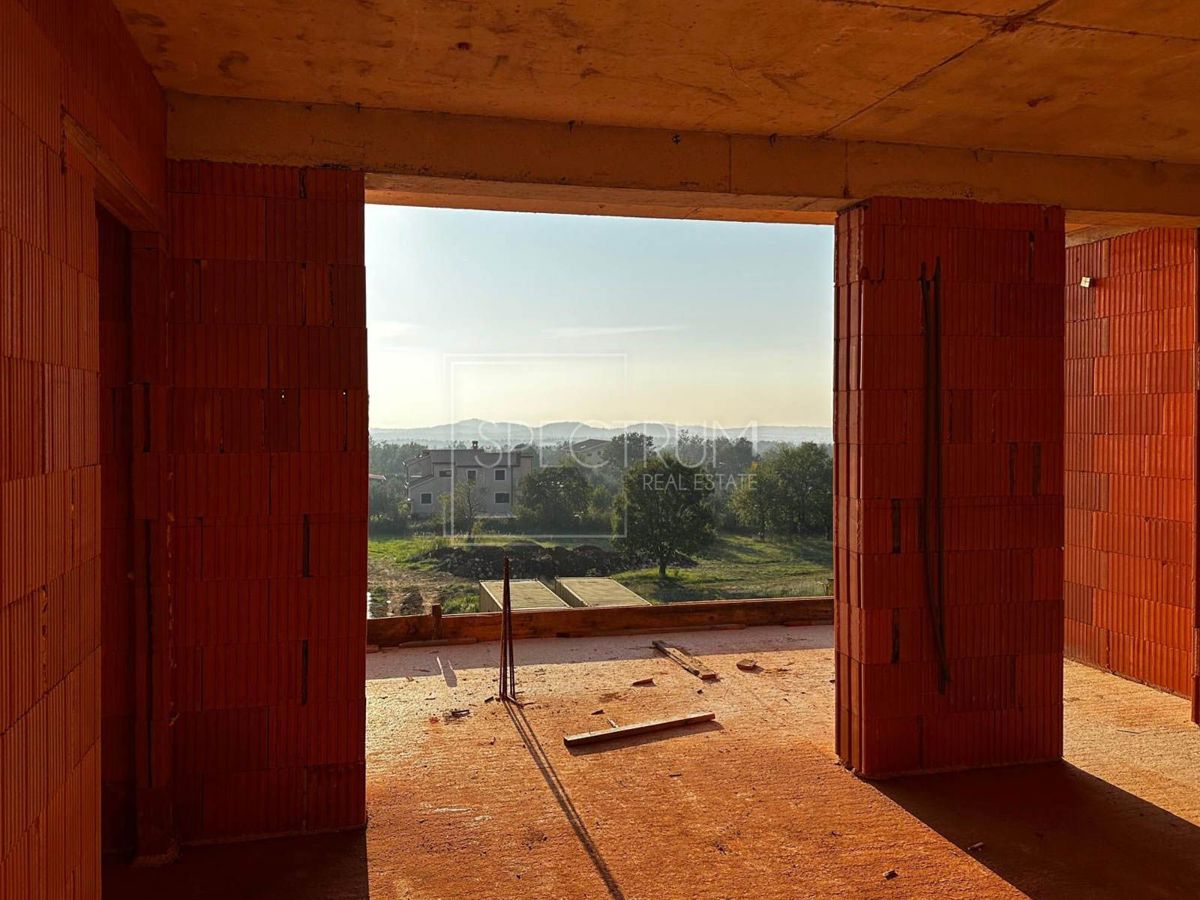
[467,470,478,483]
[494,468,506,481]
[495,492,511,504]
[438,468,451,477]
[420,493,432,505]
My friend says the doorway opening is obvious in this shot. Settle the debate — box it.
[97,204,136,855]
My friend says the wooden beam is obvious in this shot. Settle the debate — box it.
[652,640,719,681]
[563,712,716,748]
[168,92,1200,227]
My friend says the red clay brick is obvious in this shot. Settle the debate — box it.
[835,197,1065,776]
[1064,229,1198,705]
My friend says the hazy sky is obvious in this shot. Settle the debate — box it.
[366,205,834,429]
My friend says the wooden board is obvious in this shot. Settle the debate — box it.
[563,712,716,748]
[652,640,719,681]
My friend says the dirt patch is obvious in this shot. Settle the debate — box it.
[368,555,470,615]
[422,542,694,580]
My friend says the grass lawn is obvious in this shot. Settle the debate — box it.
[367,533,478,614]
[367,530,832,614]
[613,534,832,602]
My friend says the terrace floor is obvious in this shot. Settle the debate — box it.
[105,625,1200,899]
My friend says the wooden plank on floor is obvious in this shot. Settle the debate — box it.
[563,712,716,748]
[652,640,719,681]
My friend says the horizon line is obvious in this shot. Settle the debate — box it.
[369,420,834,431]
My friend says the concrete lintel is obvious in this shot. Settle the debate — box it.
[364,173,841,224]
[168,92,1200,227]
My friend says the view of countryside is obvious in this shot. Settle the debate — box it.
[365,207,834,618]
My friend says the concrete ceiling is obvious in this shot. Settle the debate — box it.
[116,0,1200,164]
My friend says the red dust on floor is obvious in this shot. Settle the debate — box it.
[104,625,1200,899]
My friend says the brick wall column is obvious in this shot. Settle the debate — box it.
[1,0,165,891]
[165,161,367,841]
[1063,230,1197,710]
[834,197,1065,777]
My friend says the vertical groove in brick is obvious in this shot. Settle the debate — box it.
[835,197,1065,777]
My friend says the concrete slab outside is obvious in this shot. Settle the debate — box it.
[553,577,651,608]
[479,579,568,612]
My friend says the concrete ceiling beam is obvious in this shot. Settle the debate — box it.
[169,92,1200,228]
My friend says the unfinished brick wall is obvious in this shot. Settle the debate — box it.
[835,197,1064,777]
[166,161,368,841]
[1064,229,1197,706]
[1,0,165,893]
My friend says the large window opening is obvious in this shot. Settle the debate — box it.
[365,207,834,620]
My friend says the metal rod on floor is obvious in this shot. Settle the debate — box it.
[500,556,516,701]
[507,558,517,699]
[499,556,509,698]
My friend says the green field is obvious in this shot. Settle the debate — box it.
[367,531,832,615]
[612,534,832,602]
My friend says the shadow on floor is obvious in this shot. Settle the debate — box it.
[506,702,626,899]
[367,623,833,680]
[103,829,368,900]
[878,761,1200,899]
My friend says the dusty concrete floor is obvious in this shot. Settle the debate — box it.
[104,625,1200,899]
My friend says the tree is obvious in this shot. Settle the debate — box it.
[730,461,772,537]
[712,436,755,481]
[587,480,618,528]
[766,443,833,538]
[674,432,755,481]
[732,443,832,539]
[368,476,408,533]
[368,437,428,489]
[615,454,715,578]
[602,431,656,474]
[675,433,757,532]
[517,465,591,531]
[440,479,486,539]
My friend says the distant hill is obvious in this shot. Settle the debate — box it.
[370,419,832,449]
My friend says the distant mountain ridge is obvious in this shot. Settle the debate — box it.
[370,419,832,449]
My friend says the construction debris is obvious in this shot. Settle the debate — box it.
[632,677,655,687]
[736,659,759,672]
[652,640,718,681]
[563,711,716,748]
